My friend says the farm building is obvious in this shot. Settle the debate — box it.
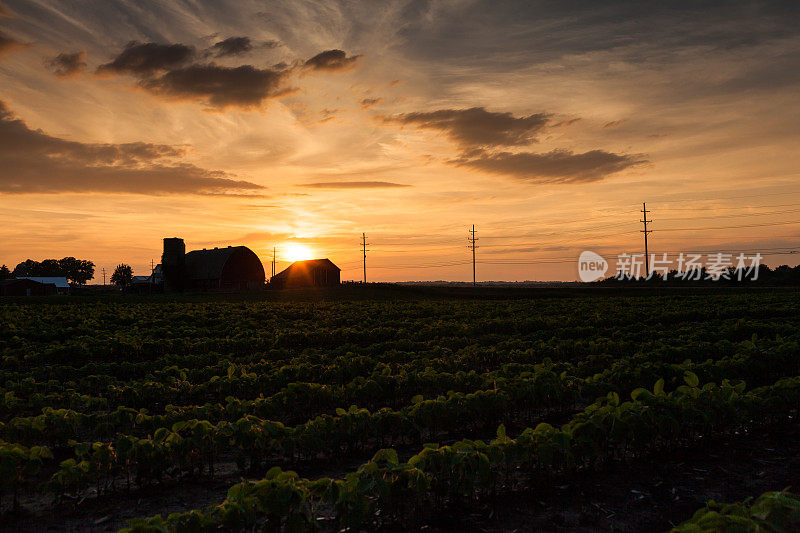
[271,259,340,288]
[17,276,70,294]
[0,278,57,296]
[159,238,265,291]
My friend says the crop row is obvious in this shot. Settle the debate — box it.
[5,331,798,450]
[120,374,800,531]
[45,371,578,499]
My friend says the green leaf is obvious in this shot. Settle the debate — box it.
[371,448,399,465]
[684,371,700,388]
[654,378,665,396]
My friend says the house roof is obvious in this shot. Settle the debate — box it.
[1,279,50,286]
[273,258,340,279]
[18,276,70,288]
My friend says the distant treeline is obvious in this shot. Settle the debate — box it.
[601,264,800,285]
[0,257,95,284]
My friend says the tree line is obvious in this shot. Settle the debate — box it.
[0,259,138,288]
[0,258,95,284]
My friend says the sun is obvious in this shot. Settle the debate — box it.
[285,243,314,263]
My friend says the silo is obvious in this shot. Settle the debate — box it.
[162,237,186,291]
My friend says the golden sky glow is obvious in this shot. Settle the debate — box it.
[0,1,798,281]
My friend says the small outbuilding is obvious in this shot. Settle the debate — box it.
[271,259,340,288]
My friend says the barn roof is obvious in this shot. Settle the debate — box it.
[184,246,247,280]
[18,276,70,288]
[273,258,340,279]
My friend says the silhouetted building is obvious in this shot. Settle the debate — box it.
[161,237,186,292]
[157,238,265,291]
[18,276,70,294]
[1,278,56,296]
[271,259,340,288]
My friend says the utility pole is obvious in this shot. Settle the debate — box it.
[361,233,369,283]
[150,259,154,293]
[102,267,106,286]
[467,225,478,286]
[272,246,276,278]
[641,202,652,278]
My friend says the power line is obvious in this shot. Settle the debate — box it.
[658,220,799,232]
[656,207,800,222]
[654,202,800,212]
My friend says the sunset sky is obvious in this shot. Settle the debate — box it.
[1,1,798,282]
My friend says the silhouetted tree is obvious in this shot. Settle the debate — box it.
[58,257,95,284]
[110,264,133,288]
[0,265,11,280]
[12,259,42,277]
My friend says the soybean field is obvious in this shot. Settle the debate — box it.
[1,289,800,531]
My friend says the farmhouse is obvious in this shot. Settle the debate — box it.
[159,237,266,291]
[271,259,341,288]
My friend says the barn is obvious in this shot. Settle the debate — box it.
[271,259,340,288]
[159,238,265,291]
[185,246,265,290]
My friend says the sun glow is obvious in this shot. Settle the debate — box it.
[285,243,314,263]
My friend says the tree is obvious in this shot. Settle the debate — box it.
[58,257,95,285]
[110,264,133,288]
[0,265,11,280]
[12,259,42,278]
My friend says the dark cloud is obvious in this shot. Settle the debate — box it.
[0,100,263,195]
[303,49,361,71]
[96,41,195,76]
[209,37,279,57]
[0,1,11,17]
[359,97,382,109]
[0,31,23,57]
[141,63,291,109]
[386,107,550,148]
[44,51,87,77]
[211,36,253,57]
[454,149,645,184]
[96,40,302,109]
[301,181,410,188]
